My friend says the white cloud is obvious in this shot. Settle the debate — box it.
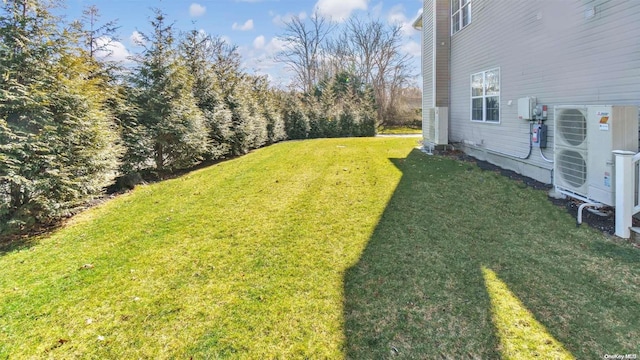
[95,37,131,63]
[272,11,307,26]
[266,37,288,54]
[129,31,145,46]
[189,3,206,17]
[402,40,421,57]
[240,36,297,88]
[232,19,254,31]
[243,37,288,69]
[314,0,368,22]
[388,5,406,23]
[371,2,383,18]
[243,59,288,88]
[387,4,416,36]
[253,35,265,49]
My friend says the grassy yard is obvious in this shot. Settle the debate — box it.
[0,138,638,359]
[377,125,422,135]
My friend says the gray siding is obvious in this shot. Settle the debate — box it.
[447,0,640,183]
[422,0,451,146]
[422,0,434,108]
[434,0,450,108]
[422,0,450,109]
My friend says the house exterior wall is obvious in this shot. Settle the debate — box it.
[434,0,451,108]
[446,0,640,184]
[421,0,435,108]
[421,0,451,109]
[420,0,452,147]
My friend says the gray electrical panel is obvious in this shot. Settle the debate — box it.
[532,123,547,148]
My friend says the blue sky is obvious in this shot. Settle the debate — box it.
[62,0,423,87]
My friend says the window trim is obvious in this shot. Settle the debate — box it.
[452,0,472,35]
[470,68,501,124]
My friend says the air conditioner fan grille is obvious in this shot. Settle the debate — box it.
[557,108,587,146]
[557,149,587,188]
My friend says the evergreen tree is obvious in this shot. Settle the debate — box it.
[263,89,287,144]
[181,33,285,153]
[0,0,121,231]
[205,42,254,156]
[76,5,120,61]
[283,94,310,140]
[283,71,376,140]
[180,30,233,159]
[128,10,207,173]
[239,75,268,151]
[357,85,378,137]
[113,84,146,174]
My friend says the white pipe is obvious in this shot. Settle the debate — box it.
[613,150,635,238]
[539,147,554,163]
[577,202,601,227]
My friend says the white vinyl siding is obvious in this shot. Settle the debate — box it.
[471,68,500,123]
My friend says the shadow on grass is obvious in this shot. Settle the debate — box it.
[0,238,33,257]
[0,224,58,257]
[343,149,640,359]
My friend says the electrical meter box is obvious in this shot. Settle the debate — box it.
[518,97,536,120]
[533,104,548,121]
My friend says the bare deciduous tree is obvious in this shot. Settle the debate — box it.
[344,18,414,124]
[279,13,416,125]
[276,13,333,93]
[320,31,354,81]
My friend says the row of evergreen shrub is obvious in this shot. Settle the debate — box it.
[0,3,376,236]
[284,73,377,140]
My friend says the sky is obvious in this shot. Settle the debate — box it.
[60,0,424,88]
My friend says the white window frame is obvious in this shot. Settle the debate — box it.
[470,68,500,123]
[452,0,471,35]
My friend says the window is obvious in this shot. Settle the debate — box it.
[452,0,471,34]
[471,68,500,123]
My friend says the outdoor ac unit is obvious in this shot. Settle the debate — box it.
[554,105,638,206]
[423,107,448,145]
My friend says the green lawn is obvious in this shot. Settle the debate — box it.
[377,125,422,135]
[0,138,638,359]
